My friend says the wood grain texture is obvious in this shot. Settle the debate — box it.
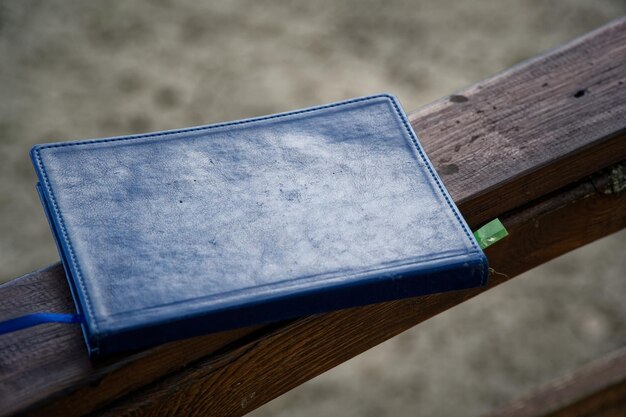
[1,16,625,417]
[483,346,626,417]
[412,16,626,225]
[0,267,261,416]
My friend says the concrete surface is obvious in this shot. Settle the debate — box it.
[0,1,624,416]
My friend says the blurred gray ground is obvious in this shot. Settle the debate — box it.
[0,1,625,416]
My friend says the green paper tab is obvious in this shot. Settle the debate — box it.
[473,218,508,250]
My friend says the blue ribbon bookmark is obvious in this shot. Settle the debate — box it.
[0,313,82,335]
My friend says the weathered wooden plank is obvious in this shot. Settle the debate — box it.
[413,16,626,225]
[0,267,262,416]
[483,346,626,417]
[1,16,625,417]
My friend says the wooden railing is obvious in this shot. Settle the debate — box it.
[483,346,626,417]
[1,16,625,417]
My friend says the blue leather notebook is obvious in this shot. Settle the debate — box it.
[31,94,488,356]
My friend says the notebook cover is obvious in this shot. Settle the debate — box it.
[31,94,488,357]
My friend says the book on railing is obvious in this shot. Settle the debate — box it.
[29,94,488,357]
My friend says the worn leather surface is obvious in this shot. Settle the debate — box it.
[31,94,487,356]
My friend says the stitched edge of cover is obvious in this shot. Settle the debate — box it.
[32,152,102,352]
[103,251,481,320]
[32,94,483,339]
[380,95,485,286]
